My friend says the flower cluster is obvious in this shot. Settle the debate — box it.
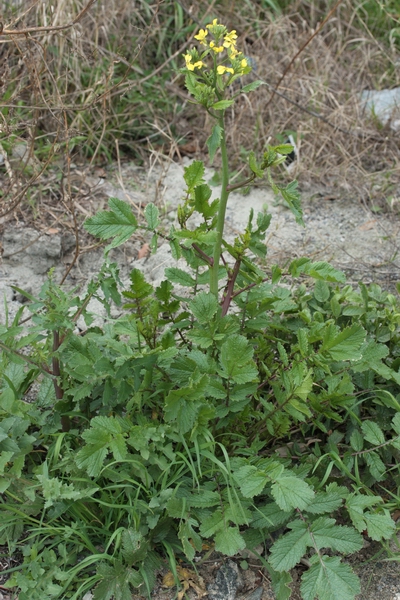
[183,19,251,79]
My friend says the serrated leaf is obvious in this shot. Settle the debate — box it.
[183,160,205,191]
[84,198,137,249]
[300,556,360,600]
[219,334,258,384]
[269,520,309,571]
[206,124,222,163]
[165,267,196,287]
[346,493,380,533]
[199,510,224,537]
[189,292,219,324]
[350,429,364,452]
[311,517,363,553]
[76,442,108,477]
[235,466,269,498]
[251,502,291,530]
[269,568,292,600]
[189,490,220,508]
[305,261,346,283]
[93,560,141,600]
[364,511,396,541]
[314,279,330,302]
[144,203,159,229]
[361,420,385,445]
[365,450,386,481]
[321,323,365,361]
[214,527,246,556]
[240,80,265,94]
[305,485,346,515]
[271,476,314,511]
[392,413,400,436]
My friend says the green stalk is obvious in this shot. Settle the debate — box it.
[210,111,230,297]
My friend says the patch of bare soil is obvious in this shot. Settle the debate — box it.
[1,158,400,600]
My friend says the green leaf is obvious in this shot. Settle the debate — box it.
[350,429,364,452]
[211,99,235,110]
[346,495,395,540]
[165,267,196,287]
[144,203,159,229]
[189,490,220,508]
[269,520,309,571]
[311,517,363,553]
[235,466,269,498]
[121,529,149,563]
[183,160,205,191]
[305,484,347,514]
[200,510,224,537]
[392,412,400,435]
[365,450,386,481]
[269,568,292,600]
[214,527,246,556]
[189,292,219,324]
[305,261,346,283]
[93,560,141,600]
[361,421,385,445]
[271,476,314,511]
[218,334,258,384]
[240,80,265,94]
[84,198,137,249]
[321,323,365,361]
[363,511,396,541]
[278,180,304,226]
[206,124,222,163]
[76,442,109,477]
[300,555,360,600]
[251,502,291,530]
[346,493,380,533]
[249,151,263,178]
[314,279,330,302]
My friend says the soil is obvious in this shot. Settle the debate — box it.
[1,157,400,599]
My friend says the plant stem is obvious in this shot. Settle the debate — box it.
[210,112,229,297]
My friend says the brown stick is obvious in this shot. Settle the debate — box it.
[1,0,98,36]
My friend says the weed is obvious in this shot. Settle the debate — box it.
[1,18,400,600]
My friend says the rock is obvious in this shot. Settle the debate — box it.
[360,87,400,131]
[207,560,241,600]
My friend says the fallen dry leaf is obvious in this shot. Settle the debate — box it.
[137,243,150,259]
[162,565,207,598]
[358,219,376,231]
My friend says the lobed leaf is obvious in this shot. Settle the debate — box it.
[300,555,360,600]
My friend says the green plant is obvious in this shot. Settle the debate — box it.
[1,17,400,600]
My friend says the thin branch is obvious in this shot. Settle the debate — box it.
[1,0,98,36]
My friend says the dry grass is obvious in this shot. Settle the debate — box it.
[173,0,400,204]
[0,0,399,244]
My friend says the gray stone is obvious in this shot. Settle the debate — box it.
[207,560,240,600]
[360,87,400,131]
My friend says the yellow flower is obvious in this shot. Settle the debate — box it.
[183,52,204,71]
[194,29,208,45]
[240,58,248,68]
[206,18,219,29]
[217,65,234,75]
[228,46,239,59]
[210,41,224,53]
[223,30,238,48]
[184,53,194,70]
